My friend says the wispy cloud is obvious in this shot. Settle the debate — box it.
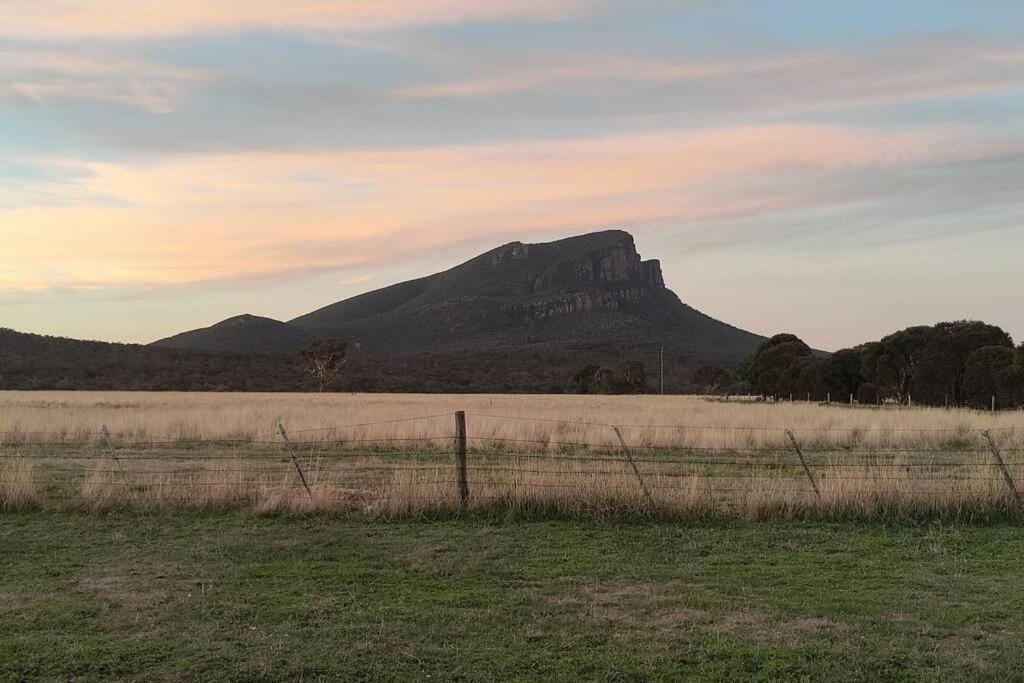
[2,123,1004,291]
[9,33,1017,160]
[0,48,211,112]
[0,0,594,38]
[391,39,1024,115]
[2,1,1023,347]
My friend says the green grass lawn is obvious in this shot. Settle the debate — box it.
[2,513,1024,680]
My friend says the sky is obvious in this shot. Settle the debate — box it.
[1,0,1022,351]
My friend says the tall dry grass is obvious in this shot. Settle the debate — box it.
[2,447,1021,521]
[0,459,41,510]
[1,391,1021,520]
[373,455,1022,521]
[0,391,1021,450]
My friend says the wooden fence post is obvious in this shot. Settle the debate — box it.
[982,430,1021,507]
[454,411,469,507]
[277,423,313,500]
[612,426,654,506]
[785,430,821,499]
[100,424,128,485]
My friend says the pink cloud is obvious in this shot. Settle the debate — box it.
[0,0,594,38]
[0,123,993,292]
[0,49,211,112]
[390,41,1024,114]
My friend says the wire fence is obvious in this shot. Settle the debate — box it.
[2,411,1023,515]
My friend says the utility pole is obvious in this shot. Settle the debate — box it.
[660,345,664,395]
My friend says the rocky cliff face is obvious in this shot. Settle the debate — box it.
[489,235,663,292]
[501,286,654,321]
[486,234,666,321]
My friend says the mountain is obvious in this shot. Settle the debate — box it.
[287,230,760,360]
[151,230,764,391]
[153,314,313,354]
[0,231,765,393]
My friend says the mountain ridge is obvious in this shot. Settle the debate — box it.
[152,230,765,384]
[152,314,314,354]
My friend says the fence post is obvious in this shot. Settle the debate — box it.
[277,423,313,500]
[100,424,129,485]
[612,426,654,506]
[785,430,821,499]
[982,430,1021,507]
[454,411,469,507]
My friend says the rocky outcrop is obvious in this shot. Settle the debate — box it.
[478,234,668,322]
[490,242,530,266]
[501,286,653,321]
[487,234,665,296]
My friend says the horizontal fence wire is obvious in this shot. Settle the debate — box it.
[2,411,1022,511]
[463,412,1020,433]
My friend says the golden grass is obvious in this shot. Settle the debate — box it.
[1,391,1021,519]
[0,391,1021,450]
[372,455,1021,521]
[2,447,1020,521]
[0,459,41,511]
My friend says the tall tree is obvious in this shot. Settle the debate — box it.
[300,339,348,392]
[745,333,813,397]
[913,321,1013,406]
[861,326,932,404]
[963,346,1016,409]
[823,347,866,399]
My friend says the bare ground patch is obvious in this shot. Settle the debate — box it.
[76,564,201,627]
[553,581,848,645]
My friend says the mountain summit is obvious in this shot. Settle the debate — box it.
[152,314,313,354]
[153,230,763,391]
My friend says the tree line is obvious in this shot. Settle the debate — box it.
[691,320,1024,410]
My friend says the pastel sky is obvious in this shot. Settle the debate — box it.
[1,0,1022,351]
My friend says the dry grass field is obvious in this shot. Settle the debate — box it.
[2,390,1021,447]
[1,391,1022,519]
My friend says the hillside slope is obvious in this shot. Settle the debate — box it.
[153,314,313,354]
[0,328,308,391]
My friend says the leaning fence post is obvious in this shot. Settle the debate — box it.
[277,423,313,500]
[100,424,129,485]
[785,430,821,499]
[454,411,469,507]
[611,426,654,506]
[982,430,1021,508]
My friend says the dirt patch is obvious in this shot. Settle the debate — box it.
[556,581,711,634]
[0,592,48,615]
[711,609,773,634]
[404,543,455,570]
[554,581,847,644]
[77,565,188,618]
[712,611,845,638]
[786,616,843,632]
